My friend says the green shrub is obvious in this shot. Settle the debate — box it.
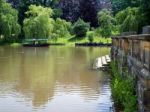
[72,18,90,38]
[110,61,137,112]
[86,31,94,43]
[51,18,72,42]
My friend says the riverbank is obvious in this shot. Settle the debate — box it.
[75,43,111,47]
[0,37,112,47]
[52,36,112,46]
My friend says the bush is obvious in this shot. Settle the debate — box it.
[72,18,90,38]
[86,31,94,43]
[51,18,72,42]
[110,62,137,112]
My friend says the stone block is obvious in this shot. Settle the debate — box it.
[139,78,150,90]
[143,91,150,106]
[138,96,150,112]
[121,31,137,36]
[138,69,150,89]
[144,107,150,112]
[137,82,150,106]
[143,26,150,34]
[138,101,145,112]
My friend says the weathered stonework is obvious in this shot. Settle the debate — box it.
[143,26,150,34]
[111,27,150,112]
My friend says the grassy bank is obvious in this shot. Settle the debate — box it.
[0,36,111,46]
[110,61,137,112]
[48,36,112,45]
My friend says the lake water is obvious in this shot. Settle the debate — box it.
[0,46,113,112]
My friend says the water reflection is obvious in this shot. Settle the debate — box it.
[0,46,112,112]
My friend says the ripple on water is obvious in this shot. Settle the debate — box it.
[0,46,113,112]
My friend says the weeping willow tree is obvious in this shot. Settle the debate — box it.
[23,5,54,39]
[116,7,143,32]
[97,9,115,38]
[0,0,21,42]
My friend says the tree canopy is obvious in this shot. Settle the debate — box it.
[23,5,54,39]
[116,7,143,32]
[0,0,150,44]
[110,0,141,14]
[97,9,115,38]
[0,0,20,41]
[140,0,150,24]
[51,18,71,41]
[72,18,90,38]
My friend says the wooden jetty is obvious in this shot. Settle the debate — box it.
[93,55,111,70]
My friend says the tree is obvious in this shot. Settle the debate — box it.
[23,5,54,39]
[0,0,20,42]
[97,9,115,38]
[116,7,143,32]
[9,0,60,25]
[110,0,141,14]
[80,0,99,27]
[72,18,90,38]
[140,0,150,25]
[59,0,111,27]
[8,0,60,7]
[51,18,72,41]
[52,8,62,19]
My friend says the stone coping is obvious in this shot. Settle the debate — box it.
[112,34,150,40]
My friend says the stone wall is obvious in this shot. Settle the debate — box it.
[111,27,150,112]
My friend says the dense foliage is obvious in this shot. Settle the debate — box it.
[59,0,111,27]
[116,7,143,32]
[0,0,150,44]
[111,0,150,28]
[51,18,71,42]
[110,0,141,14]
[140,0,150,25]
[12,0,59,26]
[86,31,94,43]
[97,9,115,38]
[72,18,90,38]
[23,5,53,39]
[111,62,137,112]
[0,0,20,42]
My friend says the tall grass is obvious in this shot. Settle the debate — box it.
[110,61,137,112]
